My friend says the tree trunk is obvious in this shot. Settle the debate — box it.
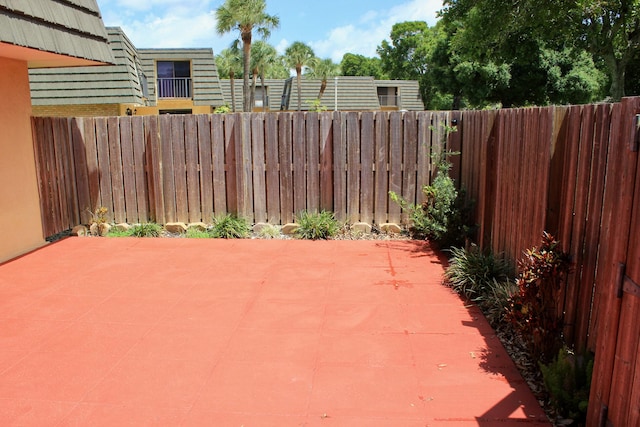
[318,78,327,100]
[604,53,626,101]
[242,32,252,112]
[230,71,236,112]
[251,70,258,110]
[260,73,267,111]
[296,65,302,111]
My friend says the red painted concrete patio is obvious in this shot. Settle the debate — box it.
[0,238,550,426]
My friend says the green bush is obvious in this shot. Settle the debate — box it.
[128,223,163,237]
[444,245,512,299]
[295,210,340,240]
[540,347,593,422]
[390,153,473,248]
[256,223,281,239]
[210,214,250,238]
[106,227,131,238]
[507,232,571,362]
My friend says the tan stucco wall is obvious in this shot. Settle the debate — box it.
[0,57,46,262]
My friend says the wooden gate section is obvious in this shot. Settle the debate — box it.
[587,97,640,427]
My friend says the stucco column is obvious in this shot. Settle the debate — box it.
[0,57,46,262]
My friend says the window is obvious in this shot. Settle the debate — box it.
[156,61,192,98]
[377,86,398,106]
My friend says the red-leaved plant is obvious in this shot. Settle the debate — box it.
[507,232,572,362]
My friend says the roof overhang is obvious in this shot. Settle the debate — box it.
[0,41,111,68]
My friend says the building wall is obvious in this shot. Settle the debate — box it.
[32,103,120,117]
[0,57,45,262]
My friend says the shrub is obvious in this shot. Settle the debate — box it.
[444,245,512,299]
[256,223,281,239]
[477,278,518,327]
[540,347,593,423]
[295,210,340,240]
[507,232,571,362]
[128,223,163,237]
[88,206,110,236]
[390,152,473,248]
[210,214,250,238]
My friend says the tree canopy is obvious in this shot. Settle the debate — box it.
[216,0,279,111]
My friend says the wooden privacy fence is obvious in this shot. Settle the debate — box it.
[31,111,452,237]
[456,97,640,427]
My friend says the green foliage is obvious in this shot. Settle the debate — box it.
[390,151,473,248]
[295,211,340,240]
[128,223,162,238]
[340,53,387,79]
[210,214,250,239]
[540,347,594,422]
[507,232,572,362]
[444,246,512,299]
[306,99,327,112]
[185,228,212,238]
[214,105,231,114]
[106,227,131,238]
[256,223,281,239]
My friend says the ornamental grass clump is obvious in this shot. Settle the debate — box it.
[128,222,163,237]
[295,210,340,240]
[507,232,571,362]
[444,245,512,299]
[210,214,250,238]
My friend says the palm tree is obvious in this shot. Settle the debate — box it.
[250,41,278,110]
[308,58,340,101]
[284,42,316,111]
[215,47,242,112]
[216,0,279,112]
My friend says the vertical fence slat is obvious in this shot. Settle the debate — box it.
[236,114,254,220]
[306,112,320,214]
[360,112,374,225]
[106,117,125,224]
[252,113,267,223]
[145,115,164,224]
[197,115,213,222]
[388,111,402,224]
[95,118,113,222]
[211,114,227,216]
[119,117,138,224]
[184,115,201,223]
[374,111,389,225]
[160,115,176,223]
[265,113,280,223]
[401,111,418,224]
[333,111,347,222]
[319,112,333,213]
[279,113,293,223]
[293,112,307,216]
[347,112,361,224]
[171,115,188,223]
[69,118,92,224]
[131,116,148,223]
[224,114,238,215]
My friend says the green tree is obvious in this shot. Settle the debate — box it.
[250,41,278,109]
[340,53,386,79]
[285,41,317,111]
[215,47,242,112]
[216,0,279,112]
[440,0,638,101]
[308,58,340,100]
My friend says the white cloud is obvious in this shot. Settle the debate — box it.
[311,0,442,62]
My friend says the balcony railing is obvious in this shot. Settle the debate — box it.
[378,94,399,106]
[157,77,192,99]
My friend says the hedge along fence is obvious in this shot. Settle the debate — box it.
[31,111,453,237]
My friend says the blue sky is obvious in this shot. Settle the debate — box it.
[95,0,442,62]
